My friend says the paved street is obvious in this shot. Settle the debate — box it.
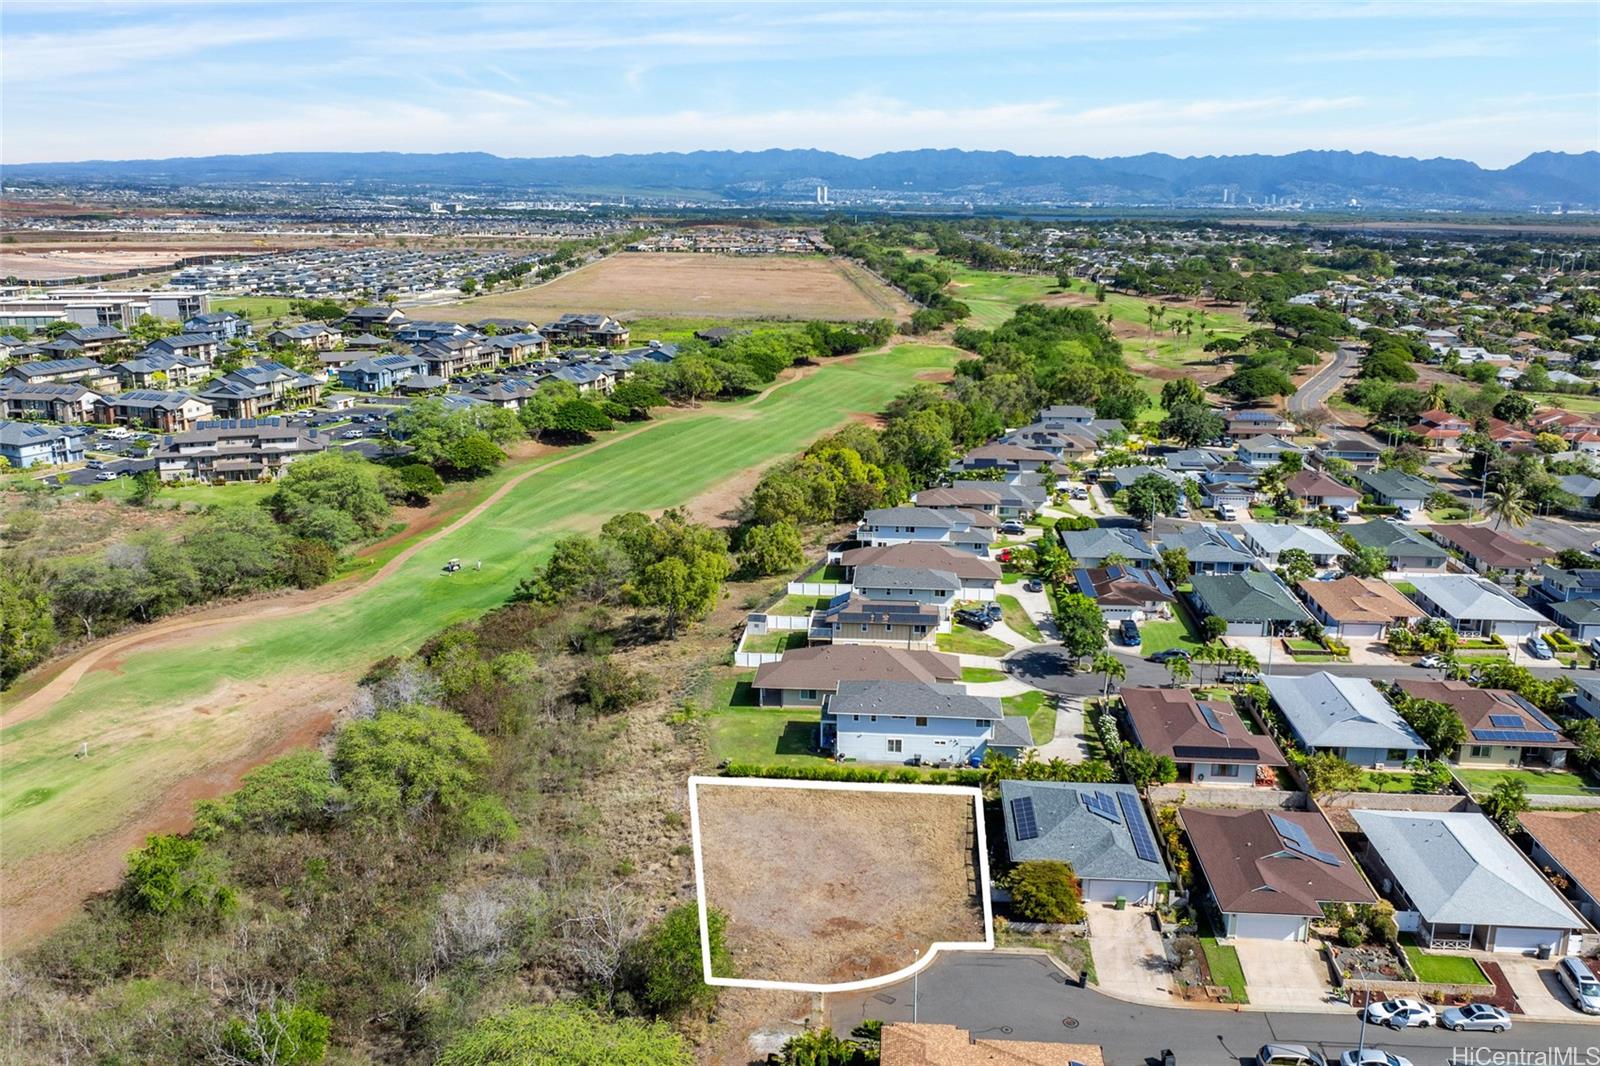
[826,952,1600,1066]
[1289,344,1364,414]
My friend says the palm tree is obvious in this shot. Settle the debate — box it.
[1093,650,1126,700]
[1423,382,1447,410]
[1485,481,1532,529]
[1193,643,1217,682]
[1167,656,1193,687]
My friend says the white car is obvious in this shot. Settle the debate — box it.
[1340,1052,1412,1066]
[1362,997,1436,1029]
[1418,654,1446,669]
[94,471,119,482]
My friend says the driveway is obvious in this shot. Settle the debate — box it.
[1085,904,1172,1006]
[1233,938,1333,1011]
[1035,694,1092,762]
[1496,956,1596,1022]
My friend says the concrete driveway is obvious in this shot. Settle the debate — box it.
[1233,938,1333,1011]
[1496,956,1597,1022]
[1085,904,1172,1006]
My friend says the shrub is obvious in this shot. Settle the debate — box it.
[437,1003,692,1066]
[1005,860,1085,924]
[332,703,490,821]
[219,1003,331,1065]
[629,903,730,1018]
[118,834,235,919]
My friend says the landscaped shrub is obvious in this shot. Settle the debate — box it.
[1005,860,1086,923]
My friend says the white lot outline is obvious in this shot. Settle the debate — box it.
[687,775,994,993]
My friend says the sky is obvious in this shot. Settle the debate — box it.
[2,1,1598,167]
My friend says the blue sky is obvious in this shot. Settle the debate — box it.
[3,1,1597,166]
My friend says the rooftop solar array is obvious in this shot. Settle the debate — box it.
[1488,713,1525,728]
[1084,790,1121,823]
[1011,797,1039,841]
[1118,791,1160,863]
[1269,812,1343,867]
[1198,702,1227,735]
[1472,728,1561,744]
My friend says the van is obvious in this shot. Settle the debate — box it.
[1557,957,1600,1014]
[1218,503,1239,521]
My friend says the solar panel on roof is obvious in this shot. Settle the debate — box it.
[1084,790,1121,822]
[1269,812,1342,866]
[1197,702,1227,735]
[1488,714,1525,728]
[1011,797,1039,841]
[1471,728,1561,744]
[1117,792,1160,863]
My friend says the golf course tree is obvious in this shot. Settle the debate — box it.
[1160,401,1224,448]
[1124,473,1181,527]
[1055,591,1107,663]
[547,398,615,442]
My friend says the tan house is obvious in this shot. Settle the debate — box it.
[1397,679,1574,769]
[881,1023,1104,1066]
[1299,576,1424,639]
[810,595,940,648]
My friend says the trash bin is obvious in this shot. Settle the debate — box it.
[1115,896,1127,911]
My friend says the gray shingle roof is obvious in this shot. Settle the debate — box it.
[1406,574,1546,623]
[999,780,1171,883]
[1264,672,1426,752]
[830,680,1000,721]
[851,563,961,593]
[1059,526,1158,562]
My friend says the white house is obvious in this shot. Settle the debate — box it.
[822,680,1030,765]
[1404,573,1547,640]
[1238,522,1348,569]
[856,507,995,556]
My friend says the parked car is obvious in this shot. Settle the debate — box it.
[1330,505,1350,523]
[1557,956,1600,1014]
[1363,998,1436,1030]
[1526,634,1553,660]
[1338,1052,1412,1066]
[1175,499,1190,518]
[94,471,119,482]
[1398,507,1418,521]
[1119,619,1141,646]
[1439,1003,1511,1032]
[983,602,1004,623]
[1218,504,1239,521]
[1069,487,1089,500]
[1000,519,1026,535]
[342,429,364,439]
[1024,579,1045,593]
[1418,654,1446,669]
[1591,636,1600,661]
[1219,668,1261,685]
[84,459,104,470]
[955,609,994,630]
[1256,1046,1326,1066]
[1149,648,1191,664]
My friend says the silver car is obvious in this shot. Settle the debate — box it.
[1257,1046,1326,1066]
[1339,1052,1412,1066]
[1440,1003,1511,1032]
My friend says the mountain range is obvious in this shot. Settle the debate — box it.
[6,148,1597,208]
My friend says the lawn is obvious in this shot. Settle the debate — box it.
[1401,937,1490,985]
[1359,771,1417,794]
[1200,936,1249,1004]
[1138,616,1203,658]
[212,296,301,322]
[996,594,1042,642]
[1,342,964,876]
[1002,690,1056,745]
[961,667,1008,683]
[767,594,833,616]
[1455,767,1598,797]
[740,630,808,654]
[936,627,1014,657]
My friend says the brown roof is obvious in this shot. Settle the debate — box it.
[1519,811,1600,895]
[1180,807,1376,917]
[1120,686,1286,767]
[917,485,1004,508]
[1074,567,1175,608]
[1396,679,1575,750]
[1285,470,1357,500]
[752,644,960,693]
[963,443,1055,464]
[881,1023,1103,1066]
[1428,524,1553,569]
[840,542,1003,582]
[1298,577,1424,625]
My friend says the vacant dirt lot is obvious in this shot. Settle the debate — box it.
[420,252,914,323]
[694,782,985,986]
[0,249,204,280]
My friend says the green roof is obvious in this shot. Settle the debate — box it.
[1344,519,1443,555]
[1189,570,1311,623]
[1356,468,1435,501]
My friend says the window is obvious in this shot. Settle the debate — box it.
[1469,745,1491,758]
[976,719,992,727]
[915,716,928,727]
[1211,762,1242,777]
[887,738,902,754]
[1386,749,1409,762]
[800,689,817,701]
[861,624,869,633]
[869,715,877,722]
[914,625,927,635]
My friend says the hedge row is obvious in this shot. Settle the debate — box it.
[721,762,985,786]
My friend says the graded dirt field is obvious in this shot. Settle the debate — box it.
[694,782,986,986]
[417,252,915,323]
[0,249,201,281]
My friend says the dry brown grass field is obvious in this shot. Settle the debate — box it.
[419,252,915,323]
[694,782,985,986]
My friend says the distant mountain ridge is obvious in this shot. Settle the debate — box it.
[5,148,1597,208]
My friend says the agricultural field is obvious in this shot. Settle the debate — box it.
[692,780,986,985]
[416,252,914,324]
[0,342,962,945]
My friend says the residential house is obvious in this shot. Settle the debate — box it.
[1314,437,1383,468]
[338,353,426,392]
[1237,435,1306,469]
[1557,474,1600,511]
[542,313,629,348]
[1352,810,1590,955]
[1397,680,1573,770]
[1163,448,1226,475]
[1404,573,1547,640]
[152,418,330,482]
[1549,598,1600,642]
[1225,409,1296,439]
[1182,808,1375,941]
[1108,465,1187,493]
[1520,811,1600,925]
[838,542,1002,600]
[1199,463,1260,511]
[265,323,342,352]
[113,352,209,389]
[1284,470,1360,511]
[1299,577,1424,640]
[857,507,995,556]
[1569,676,1600,721]
[417,335,491,379]
[3,357,118,391]
[823,680,1027,765]
[92,389,213,432]
[998,780,1170,904]
[1038,404,1095,428]
[951,479,1047,516]
[1121,687,1286,787]
[198,361,323,419]
[750,644,961,707]
[0,420,84,468]
[461,380,538,409]
[0,381,101,423]
[144,333,221,365]
[1356,468,1435,513]
[1071,566,1175,622]
[1058,526,1158,568]
[541,362,614,394]
[1263,672,1427,767]
[848,563,962,621]
[485,332,549,364]
[182,311,251,342]
[1238,522,1348,569]
[1155,525,1256,575]
[950,442,1058,478]
[1429,524,1553,579]
[340,305,407,334]
[1410,408,1471,448]
[58,324,128,355]
[1342,519,1449,571]
[1537,565,1600,609]
[1187,570,1312,636]
[811,595,941,648]
[1000,425,1098,461]
[879,1023,1104,1066]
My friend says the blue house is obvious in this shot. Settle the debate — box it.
[338,353,426,393]
[822,680,1030,766]
[183,311,252,342]
[0,420,84,468]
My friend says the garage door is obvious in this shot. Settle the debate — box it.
[1232,913,1305,941]
[1494,926,1558,954]
[1084,880,1153,904]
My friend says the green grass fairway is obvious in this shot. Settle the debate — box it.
[212,296,301,322]
[1,343,962,873]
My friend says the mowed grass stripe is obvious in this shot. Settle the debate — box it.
[0,344,960,866]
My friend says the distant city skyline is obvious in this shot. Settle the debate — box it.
[3,1,1598,167]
